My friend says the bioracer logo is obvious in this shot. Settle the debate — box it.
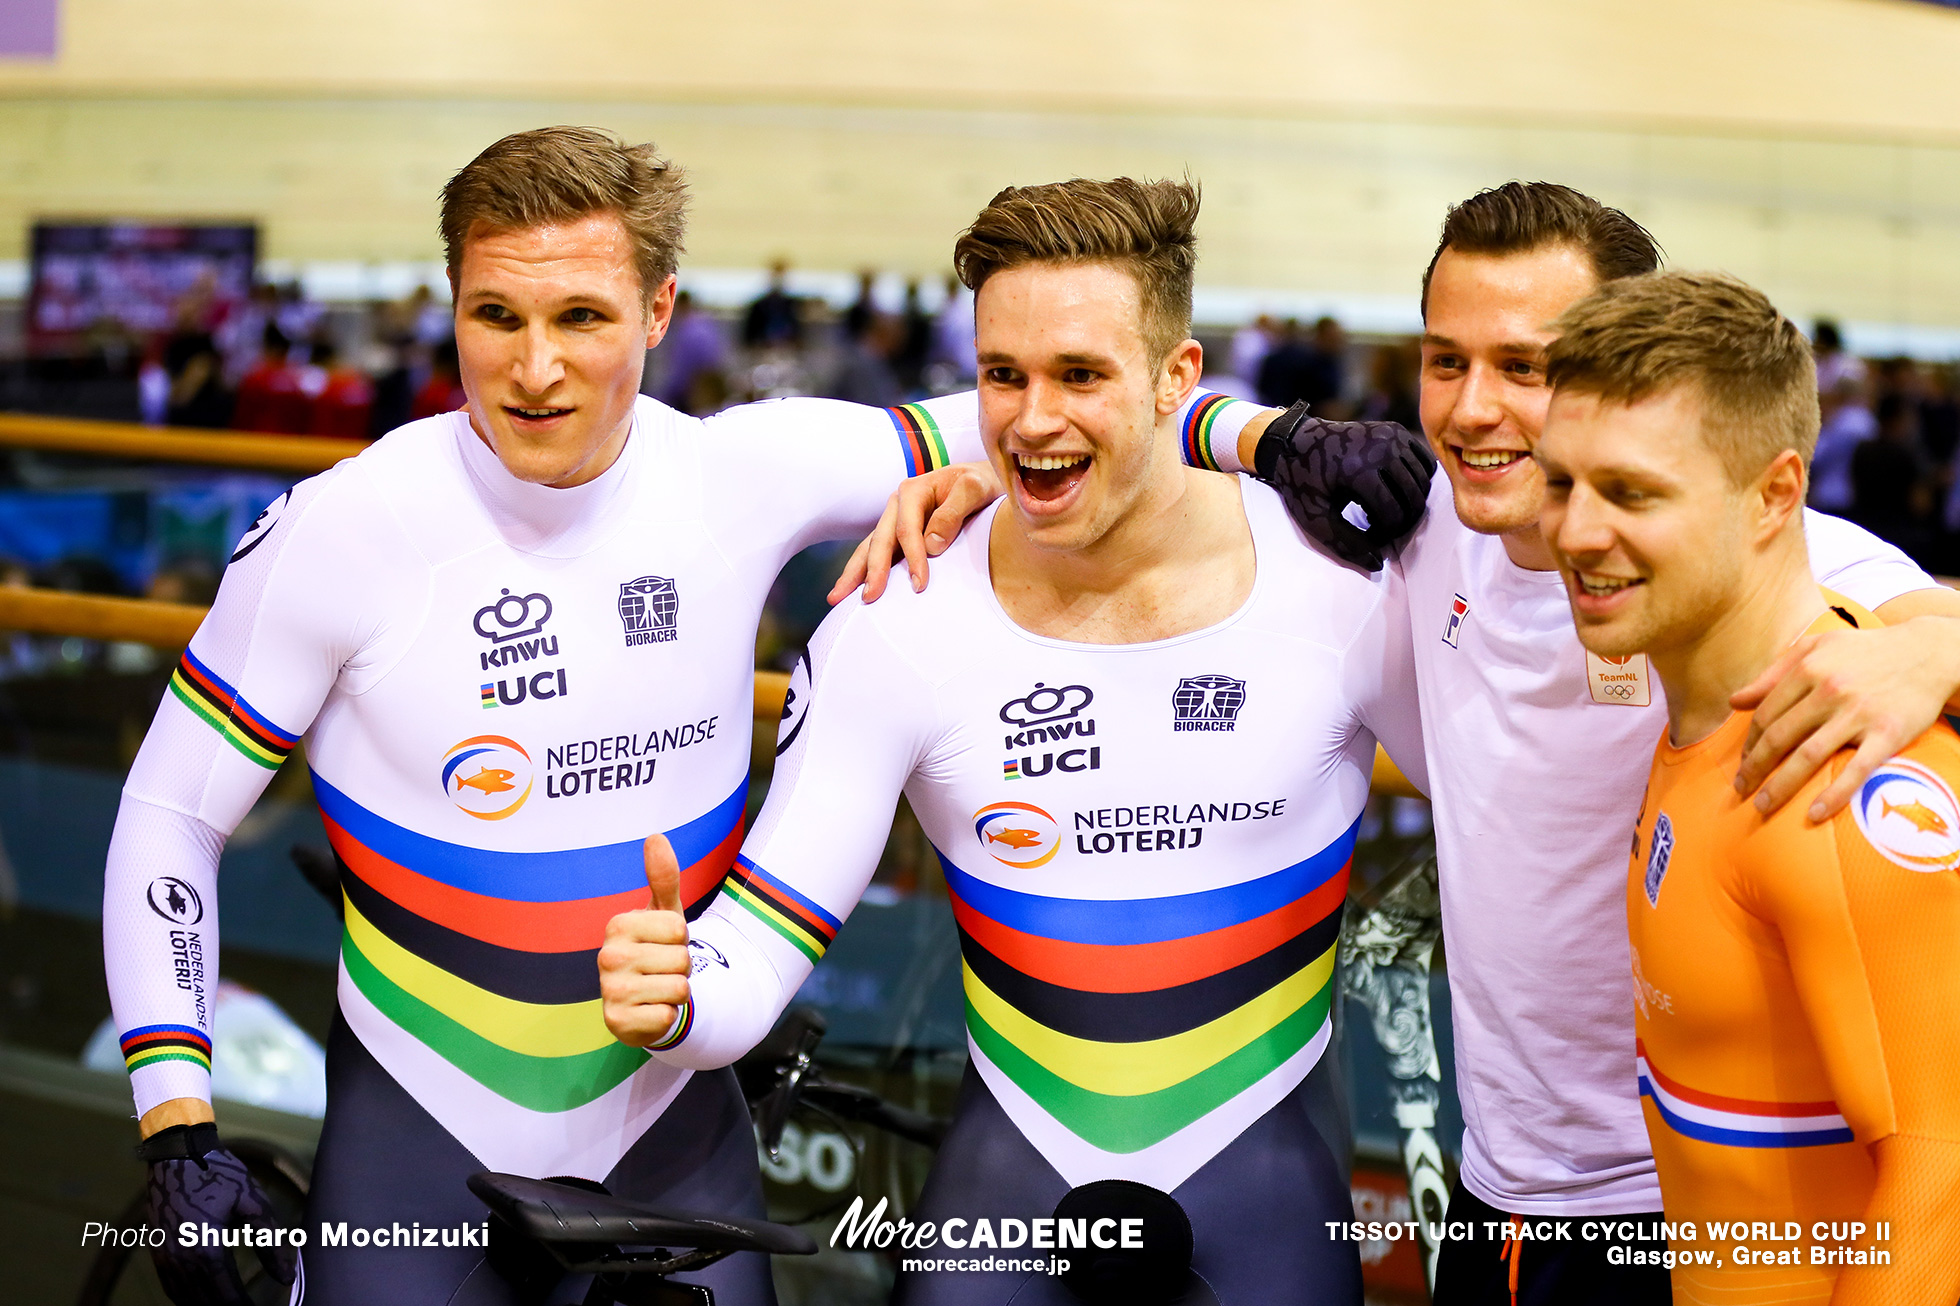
[1172,675,1244,731]
[620,576,679,646]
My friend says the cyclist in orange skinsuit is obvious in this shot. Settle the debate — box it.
[1627,597,1960,1303]
[1534,270,1960,1306]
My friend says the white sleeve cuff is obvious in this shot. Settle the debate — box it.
[1175,389,1265,475]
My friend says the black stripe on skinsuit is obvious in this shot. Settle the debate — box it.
[725,867,835,945]
[887,404,929,469]
[174,661,294,757]
[338,855,601,1006]
[955,901,1342,1046]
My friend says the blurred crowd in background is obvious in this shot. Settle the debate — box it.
[2,262,1958,680]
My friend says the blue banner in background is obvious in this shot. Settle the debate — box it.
[0,474,290,593]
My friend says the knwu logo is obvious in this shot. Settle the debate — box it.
[1000,683,1094,745]
[620,576,679,647]
[475,589,559,671]
[999,683,1100,780]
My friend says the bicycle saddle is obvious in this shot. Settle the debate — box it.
[468,1173,816,1257]
[1053,1180,1201,1306]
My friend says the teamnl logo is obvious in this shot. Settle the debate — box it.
[620,576,679,647]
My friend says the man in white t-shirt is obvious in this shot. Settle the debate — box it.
[853,181,1960,1306]
[1225,184,1960,1306]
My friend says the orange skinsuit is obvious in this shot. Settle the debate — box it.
[1628,598,1960,1305]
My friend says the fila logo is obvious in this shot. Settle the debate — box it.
[1442,594,1468,649]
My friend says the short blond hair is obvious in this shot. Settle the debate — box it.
[1545,270,1818,484]
[953,177,1198,364]
[440,127,688,300]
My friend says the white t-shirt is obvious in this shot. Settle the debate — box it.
[663,485,1426,1192]
[1396,471,1939,1215]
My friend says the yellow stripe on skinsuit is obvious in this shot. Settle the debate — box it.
[341,897,616,1059]
[959,941,1335,1098]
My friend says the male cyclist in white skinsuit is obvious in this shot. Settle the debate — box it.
[600,177,1427,1306]
[100,127,1003,1306]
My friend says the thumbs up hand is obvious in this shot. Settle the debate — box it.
[599,834,692,1047]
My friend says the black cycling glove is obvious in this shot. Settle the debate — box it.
[1253,402,1438,571]
[140,1122,296,1306]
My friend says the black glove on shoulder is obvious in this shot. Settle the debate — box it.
[1253,402,1437,571]
[141,1123,296,1306]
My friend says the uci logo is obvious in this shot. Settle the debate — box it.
[973,802,1062,869]
[440,735,535,821]
[1853,758,1960,873]
[474,590,554,644]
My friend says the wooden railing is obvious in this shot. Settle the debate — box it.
[0,587,204,647]
[0,412,363,474]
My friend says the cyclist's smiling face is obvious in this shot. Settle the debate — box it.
[975,260,1196,555]
[1420,243,1598,566]
[1536,383,1755,662]
[453,211,674,489]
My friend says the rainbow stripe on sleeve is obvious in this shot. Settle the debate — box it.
[648,999,693,1052]
[722,855,842,964]
[1181,392,1245,473]
[888,403,952,477]
[120,1023,213,1075]
[313,773,745,1113]
[1637,1043,1855,1149]
[168,650,299,770]
[943,816,1356,1154]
